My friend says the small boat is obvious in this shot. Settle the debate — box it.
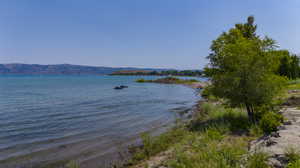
[120,85,128,88]
[114,85,128,90]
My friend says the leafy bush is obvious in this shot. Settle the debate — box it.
[259,112,282,134]
[201,86,217,100]
[249,124,263,137]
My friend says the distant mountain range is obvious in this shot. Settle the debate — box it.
[0,64,170,75]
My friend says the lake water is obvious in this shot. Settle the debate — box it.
[0,75,201,167]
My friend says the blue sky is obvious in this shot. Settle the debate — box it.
[0,0,299,69]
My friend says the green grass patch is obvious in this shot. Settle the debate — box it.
[125,126,187,166]
[287,159,300,168]
[287,79,300,93]
[246,152,270,168]
[189,102,251,134]
[166,134,248,168]
[286,146,300,168]
[125,102,264,168]
[285,147,300,164]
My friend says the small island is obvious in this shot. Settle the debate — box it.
[136,77,208,89]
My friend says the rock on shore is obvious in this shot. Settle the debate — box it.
[250,107,300,167]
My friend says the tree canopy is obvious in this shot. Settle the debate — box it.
[206,16,286,122]
[275,50,300,79]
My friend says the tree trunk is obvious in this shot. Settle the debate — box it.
[246,103,255,123]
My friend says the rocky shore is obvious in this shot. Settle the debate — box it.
[250,97,300,167]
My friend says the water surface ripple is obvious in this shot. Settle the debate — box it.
[0,75,201,165]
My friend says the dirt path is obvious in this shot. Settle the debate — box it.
[250,107,300,167]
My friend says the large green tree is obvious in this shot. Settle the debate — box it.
[207,16,286,122]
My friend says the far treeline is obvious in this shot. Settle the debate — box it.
[111,70,202,76]
[203,15,300,125]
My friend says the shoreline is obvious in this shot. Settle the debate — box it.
[0,119,174,168]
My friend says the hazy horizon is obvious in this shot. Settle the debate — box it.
[1,0,300,69]
[0,62,186,70]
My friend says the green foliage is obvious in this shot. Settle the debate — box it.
[276,50,300,79]
[253,104,281,121]
[286,147,300,168]
[205,128,225,141]
[285,147,300,163]
[287,160,300,168]
[190,102,250,133]
[259,112,282,134]
[136,78,146,83]
[127,127,187,165]
[166,129,247,168]
[206,16,286,122]
[288,79,300,85]
[249,124,264,137]
[160,70,202,76]
[66,161,80,168]
[126,102,267,168]
[203,66,218,77]
[201,86,215,100]
[246,152,270,168]
[287,79,300,91]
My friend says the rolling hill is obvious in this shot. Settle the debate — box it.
[0,64,168,75]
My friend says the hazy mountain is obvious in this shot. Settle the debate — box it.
[0,64,169,75]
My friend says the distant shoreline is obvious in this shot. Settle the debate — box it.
[0,63,173,75]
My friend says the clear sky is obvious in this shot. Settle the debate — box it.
[0,0,299,69]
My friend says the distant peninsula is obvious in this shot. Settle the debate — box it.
[0,64,169,75]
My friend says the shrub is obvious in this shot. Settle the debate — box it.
[259,112,282,134]
[201,86,213,98]
[249,124,263,137]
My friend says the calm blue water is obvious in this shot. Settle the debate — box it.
[0,75,200,163]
